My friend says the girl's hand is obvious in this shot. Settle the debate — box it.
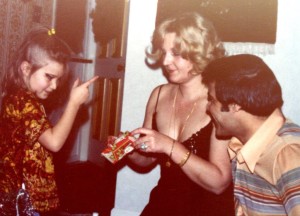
[131,127,174,154]
[69,76,99,106]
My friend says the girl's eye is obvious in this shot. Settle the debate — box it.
[45,74,55,80]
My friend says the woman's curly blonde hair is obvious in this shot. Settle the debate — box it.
[146,12,225,75]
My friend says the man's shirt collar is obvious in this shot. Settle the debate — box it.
[228,109,284,173]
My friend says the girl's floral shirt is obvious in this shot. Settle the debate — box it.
[0,90,59,212]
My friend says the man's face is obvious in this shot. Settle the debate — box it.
[206,83,235,138]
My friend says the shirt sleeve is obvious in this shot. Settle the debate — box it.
[274,143,300,215]
[13,96,51,146]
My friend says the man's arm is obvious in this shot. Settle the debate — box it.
[275,143,300,215]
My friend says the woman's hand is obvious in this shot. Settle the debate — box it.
[131,127,174,155]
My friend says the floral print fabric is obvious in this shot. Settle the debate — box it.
[0,90,59,212]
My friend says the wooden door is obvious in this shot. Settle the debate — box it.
[90,0,129,154]
[54,0,130,165]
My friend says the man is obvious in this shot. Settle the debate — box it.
[202,54,300,215]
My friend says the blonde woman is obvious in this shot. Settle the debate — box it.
[129,13,234,215]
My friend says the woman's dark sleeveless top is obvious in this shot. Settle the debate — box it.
[141,85,234,216]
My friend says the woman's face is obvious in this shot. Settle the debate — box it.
[206,82,235,138]
[23,59,64,99]
[161,33,194,83]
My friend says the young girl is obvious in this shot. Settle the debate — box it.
[0,27,98,215]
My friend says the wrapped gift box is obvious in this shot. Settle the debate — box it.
[101,131,135,164]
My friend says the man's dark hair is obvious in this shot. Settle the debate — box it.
[202,54,283,116]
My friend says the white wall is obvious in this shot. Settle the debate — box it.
[113,0,300,215]
[264,0,300,124]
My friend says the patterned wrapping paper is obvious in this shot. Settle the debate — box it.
[101,131,136,164]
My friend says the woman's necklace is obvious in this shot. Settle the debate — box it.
[166,86,198,167]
